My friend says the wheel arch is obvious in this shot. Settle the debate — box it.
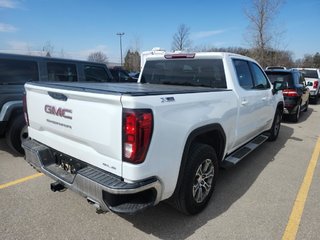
[172,123,226,198]
[0,101,23,122]
[183,124,226,163]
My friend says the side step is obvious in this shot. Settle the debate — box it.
[221,134,269,168]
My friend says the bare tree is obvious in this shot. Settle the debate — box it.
[87,51,108,64]
[244,0,284,67]
[42,41,54,57]
[172,24,191,51]
[129,36,141,52]
[314,52,320,68]
[297,53,320,68]
[59,48,66,58]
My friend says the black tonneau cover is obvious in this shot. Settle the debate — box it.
[26,82,229,96]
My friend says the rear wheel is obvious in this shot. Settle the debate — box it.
[292,103,301,123]
[303,99,309,112]
[313,94,319,104]
[5,114,28,154]
[173,143,218,215]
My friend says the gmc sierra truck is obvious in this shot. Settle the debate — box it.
[22,52,284,215]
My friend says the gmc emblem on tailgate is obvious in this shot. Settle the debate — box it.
[44,105,72,119]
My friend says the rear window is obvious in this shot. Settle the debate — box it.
[0,59,38,84]
[141,59,227,88]
[265,72,294,88]
[299,70,319,78]
[47,62,77,82]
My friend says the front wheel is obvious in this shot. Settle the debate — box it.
[173,143,218,215]
[268,109,282,141]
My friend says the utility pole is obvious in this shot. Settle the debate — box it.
[116,32,125,66]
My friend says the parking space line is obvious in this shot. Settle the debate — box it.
[282,137,320,240]
[0,173,44,190]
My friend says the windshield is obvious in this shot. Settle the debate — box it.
[299,70,319,78]
[141,59,227,88]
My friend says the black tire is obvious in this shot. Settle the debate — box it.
[268,109,282,141]
[173,143,218,215]
[291,103,301,123]
[5,114,28,154]
[313,94,319,104]
[303,99,309,112]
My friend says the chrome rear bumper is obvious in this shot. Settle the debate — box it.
[22,139,162,214]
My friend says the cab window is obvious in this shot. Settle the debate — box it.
[250,62,270,89]
[47,62,77,82]
[233,59,254,90]
[84,65,110,82]
[0,59,38,84]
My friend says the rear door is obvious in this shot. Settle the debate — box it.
[249,61,274,128]
[232,59,273,148]
[25,83,123,176]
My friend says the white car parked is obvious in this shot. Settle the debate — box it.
[295,68,320,103]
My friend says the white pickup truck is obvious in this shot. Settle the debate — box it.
[23,52,284,215]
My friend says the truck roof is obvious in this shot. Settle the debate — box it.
[145,51,254,61]
[0,52,107,66]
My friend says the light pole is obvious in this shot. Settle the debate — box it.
[116,32,125,66]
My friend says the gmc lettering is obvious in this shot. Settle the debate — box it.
[44,105,72,119]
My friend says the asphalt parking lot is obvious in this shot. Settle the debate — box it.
[1,105,320,240]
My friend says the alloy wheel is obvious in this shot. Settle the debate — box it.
[192,159,215,203]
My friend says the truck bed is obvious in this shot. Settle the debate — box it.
[26,82,227,96]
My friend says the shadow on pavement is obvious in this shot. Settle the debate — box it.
[120,125,294,239]
[282,106,314,124]
[0,138,21,158]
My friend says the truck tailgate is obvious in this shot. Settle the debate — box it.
[25,83,123,176]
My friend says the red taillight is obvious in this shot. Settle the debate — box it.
[22,94,29,126]
[123,109,153,164]
[283,89,299,97]
[313,80,318,89]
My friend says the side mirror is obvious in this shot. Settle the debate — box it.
[272,80,286,94]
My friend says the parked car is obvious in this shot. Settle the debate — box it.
[109,67,137,82]
[129,72,140,80]
[265,69,309,122]
[0,52,113,154]
[294,68,320,103]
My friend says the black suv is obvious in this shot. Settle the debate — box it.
[265,69,310,122]
[0,53,113,154]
